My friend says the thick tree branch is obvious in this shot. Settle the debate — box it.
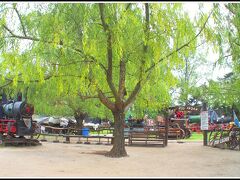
[123,81,142,111]
[124,7,213,111]
[224,4,236,15]
[123,3,149,111]
[78,91,114,100]
[4,74,52,83]
[97,88,115,111]
[3,24,108,76]
[49,60,94,67]
[78,93,99,100]
[1,73,84,85]
[3,25,41,42]
[13,5,27,37]
[3,24,88,58]
[118,58,126,100]
[144,3,150,53]
[139,3,150,79]
[0,80,13,89]
[213,54,232,68]
[126,3,131,10]
[145,9,214,75]
[234,40,240,47]
[99,3,118,101]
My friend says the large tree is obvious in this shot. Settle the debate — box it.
[198,3,240,111]
[0,3,212,157]
[27,81,113,127]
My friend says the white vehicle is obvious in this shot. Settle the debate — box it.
[32,115,49,125]
[48,117,61,125]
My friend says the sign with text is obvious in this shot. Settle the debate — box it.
[200,111,208,130]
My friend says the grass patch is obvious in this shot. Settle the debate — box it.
[187,132,203,141]
[90,130,113,135]
[187,132,213,141]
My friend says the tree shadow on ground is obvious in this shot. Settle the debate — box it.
[80,150,109,156]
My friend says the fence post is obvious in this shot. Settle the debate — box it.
[203,130,208,146]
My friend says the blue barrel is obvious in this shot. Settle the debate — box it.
[82,128,89,136]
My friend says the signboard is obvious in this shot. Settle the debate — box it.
[200,111,208,130]
[210,136,230,146]
[169,106,201,113]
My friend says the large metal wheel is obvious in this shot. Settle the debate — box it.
[184,128,192,139]
[179,128,185,139]
[227,128,240,150]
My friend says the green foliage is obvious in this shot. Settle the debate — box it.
[200,3,240,110]
[26,80,113,119]
[0,3,210,120]
[175,52,208,106]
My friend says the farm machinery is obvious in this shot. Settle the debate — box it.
[208,111,240,150]
[0,93,41,146]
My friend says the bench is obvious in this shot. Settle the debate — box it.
[157,128,182,139]
[63,134,116,144]
[62,134,129,145]
[92,128,114,136]
[128,131,165,146]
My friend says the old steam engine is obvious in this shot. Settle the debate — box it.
[0,93,41,146]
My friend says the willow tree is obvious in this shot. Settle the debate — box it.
[0,3,212,157]
[27,81,113,128]
[201,3,240,110]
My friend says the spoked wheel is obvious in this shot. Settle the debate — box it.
[184,128,192,139]
[179,129,185,139]
[227,128,240,150]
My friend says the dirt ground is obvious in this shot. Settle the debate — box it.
[0,140,240,178]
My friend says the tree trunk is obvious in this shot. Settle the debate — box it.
[74,110,87,131]
[105,110,128,158]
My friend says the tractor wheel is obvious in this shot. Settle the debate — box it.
[179,128,185,139]
[184,128,192,139]
[227,128,240,150]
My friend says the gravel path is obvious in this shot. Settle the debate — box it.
[0,141,239,178]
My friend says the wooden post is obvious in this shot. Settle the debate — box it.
[203,130,208,146]
[66,136,70,142]
[63,136,70,143]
